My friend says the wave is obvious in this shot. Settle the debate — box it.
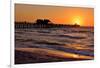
[57,35,85,39]
[15,48,93,64]
[15,27,94,64]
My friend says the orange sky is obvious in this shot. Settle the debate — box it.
[15,4,94,26]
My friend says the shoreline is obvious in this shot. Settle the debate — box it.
[15,48,93,64]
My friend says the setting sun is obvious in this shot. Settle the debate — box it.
[72,16,82,25]
[15,4,94,64]
[15,4,94,27]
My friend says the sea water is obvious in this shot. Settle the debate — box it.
[15,27,94,58]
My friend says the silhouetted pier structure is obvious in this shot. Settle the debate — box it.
[15,19,80,29]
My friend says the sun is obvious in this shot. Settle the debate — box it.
[72,16,82,25]
[74,18,80,25]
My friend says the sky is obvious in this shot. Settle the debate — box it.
[15,4,94,26]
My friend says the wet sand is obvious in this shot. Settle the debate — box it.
[15,48,93,64]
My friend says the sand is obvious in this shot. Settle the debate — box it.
[15,48,93,64]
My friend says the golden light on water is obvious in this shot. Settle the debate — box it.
[72,54,79,58]
[16,48,93,60]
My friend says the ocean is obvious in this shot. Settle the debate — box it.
[15,27,94,64]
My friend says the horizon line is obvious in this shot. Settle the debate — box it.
[15,21,94,27]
